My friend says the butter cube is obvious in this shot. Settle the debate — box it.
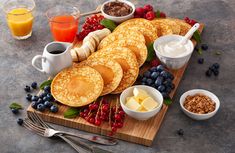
[133,87,149,102]
[137,106,147,112]
[126,96,141,104]
[141,97,159,111]
[125,97,141,111]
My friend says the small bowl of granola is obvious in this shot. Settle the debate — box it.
[179,89,220,120]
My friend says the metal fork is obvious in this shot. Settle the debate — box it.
[27,112,117,145]
[23,118,91,153]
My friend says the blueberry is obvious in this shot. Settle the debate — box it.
[156,65,164,72]
[12,109,19,114]
[161,92,169,98]
[50,105,58,113]
[141,77,147,83]
[43,96,49,102]
[31,82,37,89]
[44,85,51,93]
[206,69,212,77]
[39,92,47,99]
[150,67,157,72]
[17,118,24,126]
[37,98,44,104]
[198,58,204,64]
[158,85,166,92]
[143,71,151,78]
[31,101,38,109]
[160,71,169,78]
[26,94,32,101]
[155,76,164,86]
[47,93,53,101]
[146,78,153,85]
[212,63,220,69]
[213,69,219,76]
[24,85,31,92]
[201,44,208,51]
[177,129,184,136]
[44,101,53,108]
[151,72,159,79]
[169,73,174,80]
[31,95,39,102]
[165,87,172,94]
[209,65,216,72]
[37,104,46,112]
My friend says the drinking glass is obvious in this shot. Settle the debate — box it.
[3,0,35,40]
[46,6,80,43]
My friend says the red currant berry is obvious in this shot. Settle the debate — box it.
[89,118,95,124]
[143,4,153,12]
[160,12,166,18]
[80,112,85,118]
[102,104,109,112]
[117,122,123,128]
[95,119,101,126]
[118,111,125,116]
[111,127,117,132]
[114,114,121,121]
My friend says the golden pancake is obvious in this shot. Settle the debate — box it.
[51,66,103,107]
[102,38,147,67]
[88,46,139,94]
[98,29,145,50]
[114,18,158,45]
[76,58,123,96]
[168,18,192,35]
[153,18,181,35]
[151,19,173,36]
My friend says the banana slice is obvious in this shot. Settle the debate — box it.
[75,47,86,61]
[83,35,96,48]
[89,33,100,46]
[70,48,78,62]
[81,43,91,58]
[84,40,95,53]
[93,28,111,40]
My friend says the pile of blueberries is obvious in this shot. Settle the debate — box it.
[139,65,175,98]
[206,63,220,77]
[24,82,58,113]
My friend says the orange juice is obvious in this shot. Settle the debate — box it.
[7,8,34,37]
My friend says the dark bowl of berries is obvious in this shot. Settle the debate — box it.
[101,0,135,23]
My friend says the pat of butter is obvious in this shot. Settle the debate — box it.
[126,96,141,104]
[137,106,147,112]
[141,97,159,111]
[126,97,141,111]
[133,87,149,101]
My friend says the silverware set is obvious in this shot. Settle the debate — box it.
[22,112,116,153]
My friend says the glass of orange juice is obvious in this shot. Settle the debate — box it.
[46,6,80,43]
[3,0,35,40]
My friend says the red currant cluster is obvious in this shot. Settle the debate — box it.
[134,4,166,20]
[77,14,105,40]
[79,98,125,135]
[184,17,198,26]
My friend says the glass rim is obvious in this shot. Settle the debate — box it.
[3,0,36,15]
[46,6,80,24]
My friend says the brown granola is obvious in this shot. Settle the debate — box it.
[183,94,216,114]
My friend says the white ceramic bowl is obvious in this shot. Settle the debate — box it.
[179,89,220,120]
[120,85,163,120]
[101,0,135,23]
[153,35,194,70]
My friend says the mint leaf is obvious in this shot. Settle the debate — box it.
[197,48,202,55]
[164,98,172,105]
[215,51,222,55]
[155,10,161,18]
[64,107,81,119]
[9,103,23,110]
[40,79,53,90]
[193,30,201,44]
[100,19,117,31]
[146,43,156,62]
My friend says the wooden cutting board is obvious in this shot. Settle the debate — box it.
[27,24,204,146]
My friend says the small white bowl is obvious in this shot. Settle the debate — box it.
[101,0,135,23]
[179,89,220,120]
[153,35,194,70]
[120,85,163,120]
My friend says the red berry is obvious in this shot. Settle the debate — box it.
[111,127,117,132]
[145,11,155,20]
[143,4,153,12]
[117,122,123,128]
[95,119,101,126]
[100,115,106,120]
[135,7,145,16]
[160,12,166,18]
[83,109,89,114]
[118,106,123,111]
[184,17,189,22]
[118,111,125,116]
[108,131,114,136]
[134,14,141,18]
[102,104,109,112]
[150,59,160,67]
[89,118,95,124]
[80,112,85,118]
[113,122,119,128]
[114,114,121,121]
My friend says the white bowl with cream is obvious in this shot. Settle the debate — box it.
[153,35,194,69]
[120,85,163,120]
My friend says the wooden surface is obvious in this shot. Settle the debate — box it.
[27,24,204,146]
